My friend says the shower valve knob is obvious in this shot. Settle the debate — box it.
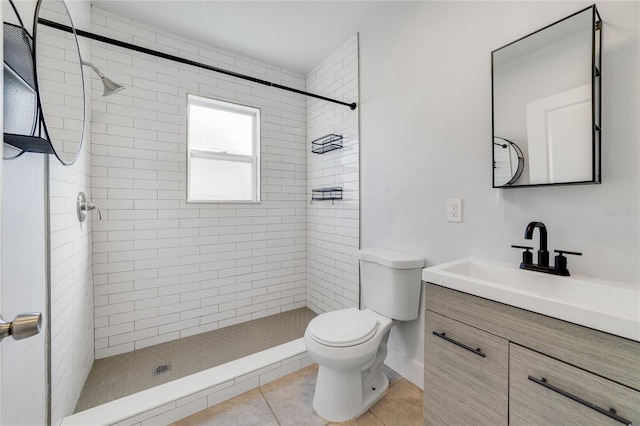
[85,202,102,220]
[77,192,102,222]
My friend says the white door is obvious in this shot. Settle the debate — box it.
[1,3,48,423]
[1,14,3,412]
[1,153,48,426]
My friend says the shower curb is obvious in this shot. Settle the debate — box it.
[60,339,311,426]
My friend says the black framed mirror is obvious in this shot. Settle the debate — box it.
[492,5,601,188]
[33,0,86,165]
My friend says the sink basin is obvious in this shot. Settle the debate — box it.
[422,258,640,341]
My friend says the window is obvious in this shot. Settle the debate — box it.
[187,95,260,202]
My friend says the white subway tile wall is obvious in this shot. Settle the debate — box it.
[48,2,95,424]
[306,36,360,314]
[90,8,309,359]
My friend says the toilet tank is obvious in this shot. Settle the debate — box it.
[359,248,425,321]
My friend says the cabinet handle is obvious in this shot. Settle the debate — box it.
[528,376,632,426]
[432,331,486,358]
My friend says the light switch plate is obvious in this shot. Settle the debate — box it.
[447,198,462,222]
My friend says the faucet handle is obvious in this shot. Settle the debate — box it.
[554,249,582,257]
[553,250,582,276]
[511,245,534,266]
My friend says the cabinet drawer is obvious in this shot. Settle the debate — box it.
[510,343,640,426]
[424,310,508,425]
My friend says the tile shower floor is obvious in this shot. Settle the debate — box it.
[75,307,317,412]
[171,364,423,426]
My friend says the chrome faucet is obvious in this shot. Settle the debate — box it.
[512,221,582,276]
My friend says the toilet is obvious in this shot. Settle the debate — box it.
[304,248,425,423]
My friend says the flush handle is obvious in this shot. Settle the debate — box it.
[0,312,42,342]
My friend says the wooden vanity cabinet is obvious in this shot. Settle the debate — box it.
[424,283,640,426]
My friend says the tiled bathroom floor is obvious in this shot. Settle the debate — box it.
[75,307,317,412]
[171,364,423,426]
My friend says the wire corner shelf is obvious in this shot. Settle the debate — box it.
[311,134,343,154]
[310,187,343,204]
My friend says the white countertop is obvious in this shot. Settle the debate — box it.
[422,257,640,342]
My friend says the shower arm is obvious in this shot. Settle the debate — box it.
[82,61,106,79]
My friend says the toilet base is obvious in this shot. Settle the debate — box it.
[313,367,389,423]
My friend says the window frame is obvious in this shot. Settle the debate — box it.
[186,94,261,203]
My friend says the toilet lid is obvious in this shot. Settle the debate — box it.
[308,308,379,347]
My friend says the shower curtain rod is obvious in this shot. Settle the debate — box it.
[38,18,357,110]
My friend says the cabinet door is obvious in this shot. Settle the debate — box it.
[424,310,508,425]
[510,343,640,426]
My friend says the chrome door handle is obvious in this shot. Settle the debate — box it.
[0,313,42,342]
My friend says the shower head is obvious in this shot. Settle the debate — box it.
[82,61,125,97]
[100,75,125,97]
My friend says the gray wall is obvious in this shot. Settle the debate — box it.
[360,0,638,283]
[359,1,639,386]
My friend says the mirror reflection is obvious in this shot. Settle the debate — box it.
[4,23,38,138]
[34,0,86,165]
[3,1,40,155]
[492,6,601,187]
[493,137,524,187]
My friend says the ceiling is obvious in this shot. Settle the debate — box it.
[91,1,395,75]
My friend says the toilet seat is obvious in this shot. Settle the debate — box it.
[307,308,379,347]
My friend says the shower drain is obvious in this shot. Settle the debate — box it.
[152,363,172,376]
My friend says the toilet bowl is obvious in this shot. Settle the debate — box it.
[304,308,395,422]
[304,248,425,423]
